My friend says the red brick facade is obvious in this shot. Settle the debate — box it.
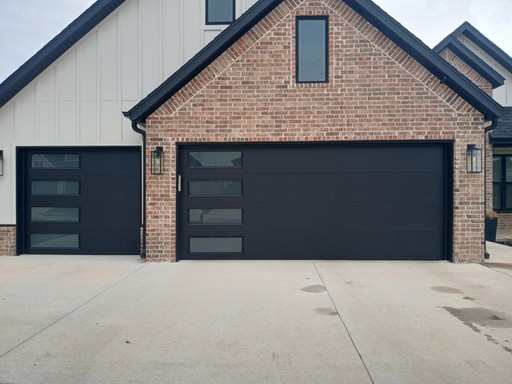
[0,226,16,256]
[145,0,487,262]
[437,48,496,215]
[439,48,494,97]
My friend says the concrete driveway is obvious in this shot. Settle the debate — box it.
[0,246,511,384]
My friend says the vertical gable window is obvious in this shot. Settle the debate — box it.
[206,0,235,25]
[296,17,328,83]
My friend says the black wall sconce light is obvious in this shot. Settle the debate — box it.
[151,146,165,175]
[0,150,3,176]
[466,144,482,173]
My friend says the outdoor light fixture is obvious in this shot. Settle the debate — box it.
[466,144,482,173]
[151,146,165,175]
[0,150,3,176]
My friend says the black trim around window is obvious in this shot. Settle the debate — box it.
[493,154,512,212]
[206,0,236,25]
[296,16,329,83]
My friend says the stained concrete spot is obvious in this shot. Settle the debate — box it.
[463,297,475,301]
[314,307,338,316]
[504,346,512,354]
[443,307,512,333]
[485,334,499,345]
[301,285,326,293]
[431,286,463,294]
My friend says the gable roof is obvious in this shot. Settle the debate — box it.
[433,35,505,89]
[124,0,504,124]
[443,22,512,74]
[0,0,125,109]
[490,108,512,145]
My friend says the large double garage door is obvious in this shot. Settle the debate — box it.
[19,148,141,255]
[179,143,452,261]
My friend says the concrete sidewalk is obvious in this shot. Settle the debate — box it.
[0,253,511,384]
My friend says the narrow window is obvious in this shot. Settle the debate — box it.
[493,155,512,211]
[206,0,235,25]
[296,17,328,83]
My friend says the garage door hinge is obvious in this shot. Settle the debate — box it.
[178,175,182,192]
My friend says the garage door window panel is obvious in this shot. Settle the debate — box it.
[31,180,80,196]
[189,180,242,196]
[31,207,80,222]
[188,151,242,168]
[189,209,243,225]
[189,237,243,253]
[31,234,79,249]
[32,154,80,169]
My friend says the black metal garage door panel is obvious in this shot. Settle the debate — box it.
[180,144,450,261]
[21,148,141,255]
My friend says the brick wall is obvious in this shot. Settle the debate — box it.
[0,226,16,256]
[145,0,487,263]
[438,48,494,96]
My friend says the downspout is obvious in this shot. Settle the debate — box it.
[484,118,499,259]
[132,120,147,259]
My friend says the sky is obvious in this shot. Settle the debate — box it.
[0,0,511,83]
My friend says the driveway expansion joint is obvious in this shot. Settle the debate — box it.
[312,261,376,384]
[0,264,147,360]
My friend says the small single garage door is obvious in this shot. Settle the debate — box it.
[179,143,451,261]
[19,148,141,255]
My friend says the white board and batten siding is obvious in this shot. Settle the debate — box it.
[458,36,512,107]
[0,0,258,225]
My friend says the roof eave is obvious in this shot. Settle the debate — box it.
[433,37,505,89]
[453,22,512,74]
[343,0,503,120]
[125,0,504,123]
[0,0,126,109]
[124,0,282,123]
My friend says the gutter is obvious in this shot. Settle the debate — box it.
[132,120,147,259]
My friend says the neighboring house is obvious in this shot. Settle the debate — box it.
[0,0,258,256]
[0,0,505,262]
[435,22,512,232]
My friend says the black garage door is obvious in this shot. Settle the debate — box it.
[19,148,141,255]
[179,143,451,261]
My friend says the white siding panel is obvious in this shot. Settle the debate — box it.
[204,29,223,46]
[141,0,161,96]
[16,101,36,142]
[101,100,121,142]
[0,105,15,223]
[58,52,77,101]
[163,0,183,78]
[59,102,78,143]
[80,101,98,143]
[38,102,57,143]
[120,0,140,100]
[38,68,57,102]
[79,34,98,101]
[100,17,119,101]
[183,0,202,63]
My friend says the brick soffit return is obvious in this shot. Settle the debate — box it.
[124,0,504,123]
